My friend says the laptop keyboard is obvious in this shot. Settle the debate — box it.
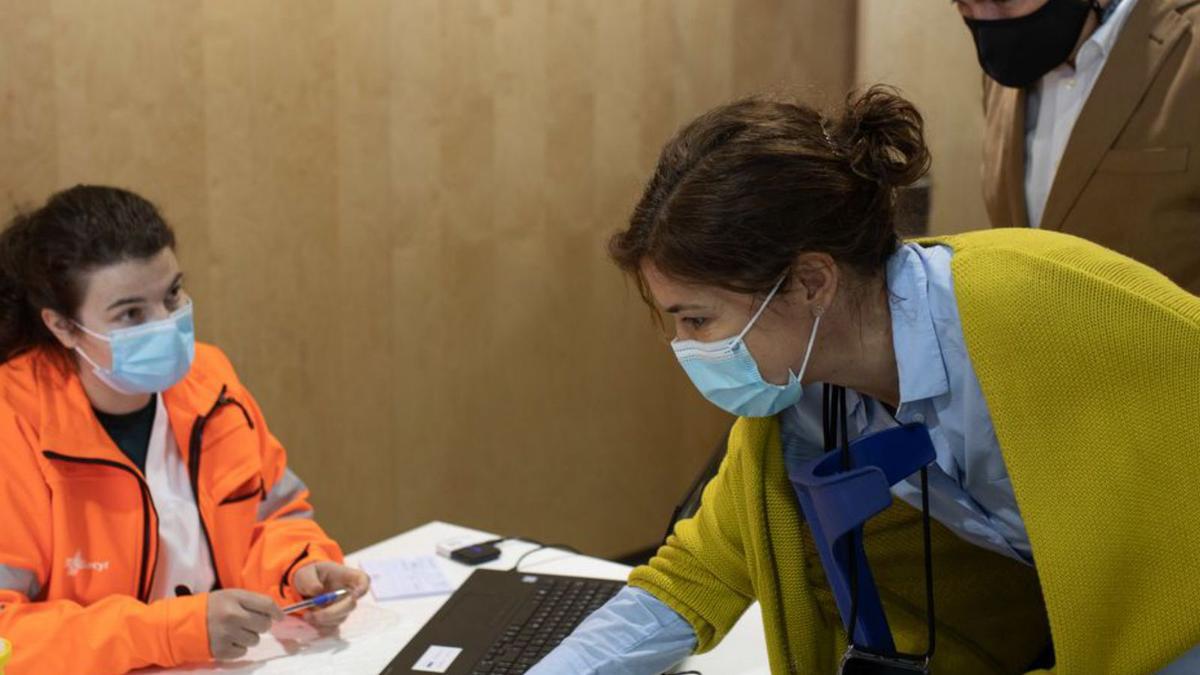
[469,576,623,674]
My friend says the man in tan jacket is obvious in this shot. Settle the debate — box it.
[956,0,1200,293]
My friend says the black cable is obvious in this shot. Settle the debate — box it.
[837,385,861,646]
[474,536,509,548]
[664,671,703,675]
[920,465,936,659]
[822,384,860,644]
[511,543,582,572]
[822,383,835,453]
[822,384,937,666]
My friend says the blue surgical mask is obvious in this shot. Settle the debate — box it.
[671,277,822,418]
[74,301,196,395]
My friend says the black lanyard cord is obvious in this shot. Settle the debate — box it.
[920,464,936,659]
[837,386,861,645]
[822,384,937,661]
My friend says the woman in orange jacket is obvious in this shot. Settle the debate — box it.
[0,185,370,673]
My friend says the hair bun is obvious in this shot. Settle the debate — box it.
[836,85,931,190]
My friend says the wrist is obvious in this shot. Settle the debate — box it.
[163,592,213,665]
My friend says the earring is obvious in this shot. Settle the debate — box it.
[814,305,825,318]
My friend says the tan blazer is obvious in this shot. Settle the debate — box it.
[983,0,1200,293]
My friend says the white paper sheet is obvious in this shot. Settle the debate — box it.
[360,555,453,601]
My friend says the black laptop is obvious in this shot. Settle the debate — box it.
[381,568,625,675]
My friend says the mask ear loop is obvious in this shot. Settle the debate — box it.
[735,272,825,377]
[734,274,789,343]
[67,318,140,394]
[734,276,823,385]
[70,320,113,375]
[794,306,823,382]
[71,339,138,396]
[73,343,106,372]
[72,321,112,343]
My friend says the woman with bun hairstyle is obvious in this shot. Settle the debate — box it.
[531,88,1200,674]
[0,186,369,673]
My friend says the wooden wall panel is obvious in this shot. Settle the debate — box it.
[0,0,854,556]
[856,1,989,235]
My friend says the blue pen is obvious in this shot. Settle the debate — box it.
[280,588,351,615]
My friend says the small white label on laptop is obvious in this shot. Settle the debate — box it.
[413,645,463,673]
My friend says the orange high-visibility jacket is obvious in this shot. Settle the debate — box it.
[0,344,344,674]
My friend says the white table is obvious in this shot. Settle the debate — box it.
[154,521,770,675]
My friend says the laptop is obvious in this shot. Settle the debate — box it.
[381,568,625,675]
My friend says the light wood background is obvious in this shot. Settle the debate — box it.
[857,1,990,236]
[0,0,858,556]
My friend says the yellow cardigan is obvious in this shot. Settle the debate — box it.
[629,229,1200,674]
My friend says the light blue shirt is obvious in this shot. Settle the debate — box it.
[527,585,697,675]
[779,243,1031,563]
[530,243,1196,674]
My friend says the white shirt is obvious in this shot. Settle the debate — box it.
[146,395,216,600]
[1024,0,1138,228]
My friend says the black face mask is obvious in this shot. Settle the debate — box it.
[964,0,1100,89]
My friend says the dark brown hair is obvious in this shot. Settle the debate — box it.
[610,85,930,304]
[0,185,176,364]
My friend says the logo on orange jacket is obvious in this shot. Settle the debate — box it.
[64,550,110,576]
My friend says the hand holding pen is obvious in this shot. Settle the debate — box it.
[289,561,372,627]
[280,588,352,615]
